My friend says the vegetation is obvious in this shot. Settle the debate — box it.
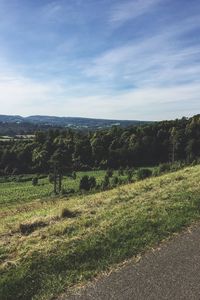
[79,175,96,191]
[1,165,200,299]
[0,171,108,206]
[0,115,149,136]
[1,114,200,299]
[137,168,152,180]
[0,115,200,177]
[32,177,38,186]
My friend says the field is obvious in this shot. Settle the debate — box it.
[0,170,120,207]
[1,165,200,299]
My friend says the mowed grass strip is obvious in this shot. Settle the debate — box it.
[1,165,200,300]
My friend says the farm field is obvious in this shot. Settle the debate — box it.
[1,165,200,299]
[0,170,126,207]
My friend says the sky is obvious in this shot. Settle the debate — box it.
[0,0,200,121]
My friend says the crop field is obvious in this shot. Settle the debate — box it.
[1,165,200,299]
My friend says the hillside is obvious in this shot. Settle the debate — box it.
[0,114,150,132]
[1,165,200,299]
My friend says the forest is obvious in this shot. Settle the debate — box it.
[0,114,200,176]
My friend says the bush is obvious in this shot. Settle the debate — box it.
[32,177,38,186]
[61,188,75,195]
[197,158,200,165]
[191,160,197,166]
[152,168,160,177]
[127,169,133,182]
[137,168,152,180]
[118,167,124,176]
[80,175,90,191]
[88,176,96,189]
[79,175,96,191]
[106,169,113,178]
[170,161,183,172]
[101,174,110,190]
[71,171,76,179]
[111,176,119,186]
[48,173,54,184]
[158,163,171,173]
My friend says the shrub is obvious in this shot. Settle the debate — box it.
[106,169,113,178]
[88,176,96,189]
[80,175,90,191]
[170,161,183,172]
[32,177,38,186]
[101,174,110,190]
[61,188,75,195]
[48,173,54,184]
[137,168,152,180]
[111,176,119,186]
[127,169,133,182]
[158,163,171,173]
[191,160,197,166]
[118,167,124,176]
[152,168,160,177]
[197,158,200,165]
[79,175,96,191]
[71,171,76,179]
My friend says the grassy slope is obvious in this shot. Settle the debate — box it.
[1,165,200,299]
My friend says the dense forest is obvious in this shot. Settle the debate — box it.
[0,114,200,176]
[0,122,63,136]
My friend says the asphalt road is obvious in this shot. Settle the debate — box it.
[61,224,200,300]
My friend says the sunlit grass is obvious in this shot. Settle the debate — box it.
[0,165,200,299]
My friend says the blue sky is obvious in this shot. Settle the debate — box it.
[0,0,200,120]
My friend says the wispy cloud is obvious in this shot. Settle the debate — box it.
[110,0,162,26]
[0,0,199,120]
[43,1,63,19]
[1,65,199,121]
[83,15,200,90]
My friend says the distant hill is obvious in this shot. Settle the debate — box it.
[0,114,151,131]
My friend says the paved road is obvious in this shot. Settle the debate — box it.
[61,224,200,300]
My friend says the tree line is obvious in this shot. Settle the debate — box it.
[0,114,200,177]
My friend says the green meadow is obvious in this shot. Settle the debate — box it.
[0,170,109,206]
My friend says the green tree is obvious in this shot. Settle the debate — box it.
[49,147,72,194]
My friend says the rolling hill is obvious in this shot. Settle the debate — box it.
[0,114,151,130]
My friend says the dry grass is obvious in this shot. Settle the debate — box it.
[0,165,200,299]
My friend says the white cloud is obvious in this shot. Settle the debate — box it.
[0,73,63,115]
[1,69,199,121]
[0,1,199,120]
[65,83,200,120]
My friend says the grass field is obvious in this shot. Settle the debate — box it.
[1,165,200,299]
[0,170,115,207]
